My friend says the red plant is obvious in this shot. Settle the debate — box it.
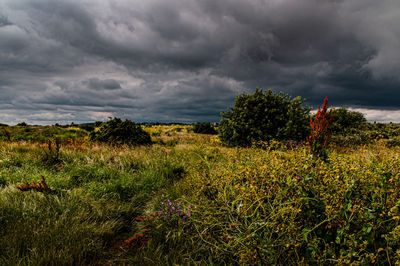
[120,232,150,250]
[16,175,52,193]
[117,214,156,251]
[306,96,334,160]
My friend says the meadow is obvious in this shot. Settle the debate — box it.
[1,124,400,264]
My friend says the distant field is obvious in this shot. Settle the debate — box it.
[1,124,400,264]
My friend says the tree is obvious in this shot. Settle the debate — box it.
[90,117,152,146]
[218,89,310,146]
[329,108,366,133]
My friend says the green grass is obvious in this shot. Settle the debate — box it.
[1,125,400,264]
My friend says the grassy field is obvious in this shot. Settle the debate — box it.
[1,124,400,264]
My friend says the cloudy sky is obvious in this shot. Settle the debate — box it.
[0,0,399,124]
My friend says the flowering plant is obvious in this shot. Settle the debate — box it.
[307,96,334,161]
[120,195,192,251]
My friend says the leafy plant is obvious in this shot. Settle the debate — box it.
[307,96,334,161]
[89,117,152,146]
[218,88,310,146]
[193,122,217,134]
[329,108,366,133]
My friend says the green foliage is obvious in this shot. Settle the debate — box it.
[90,117,152,146]
[76,124,95,132]
[192,122,217,134]
[330,108,367,133]
[94,121,104,127]
[0,125,88,142]
[0,189,126,265]
[218,88,310,146]
[4,125,400,264]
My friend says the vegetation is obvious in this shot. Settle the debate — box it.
[307,96,334,161]
[330,108,367,133]
[192,122,217,134]
[0,125,88,142]
[89,117,152,146]
[3,98,400,264]
[219,89,310,146]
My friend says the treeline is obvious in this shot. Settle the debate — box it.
[2,88,400,146]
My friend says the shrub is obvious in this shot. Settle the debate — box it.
[89,117,152,146]
[218,88,310,146]
[387,136,400,147]
[329,108,366,133]
[193,122,217,135]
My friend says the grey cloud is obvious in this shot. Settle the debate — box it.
[0,0,400,124]
[0,14,12,27]
[85,78,122,90]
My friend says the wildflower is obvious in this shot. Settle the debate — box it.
[187,210,191,216]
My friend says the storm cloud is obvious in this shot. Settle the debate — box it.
[0,0,399,124]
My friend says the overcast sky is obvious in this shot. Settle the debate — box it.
[0,0,399,124]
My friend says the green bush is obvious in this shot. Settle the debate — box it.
[193,122,217,134]
[219,89,310,146]
[329,108,366,133]
[89,117,152,146]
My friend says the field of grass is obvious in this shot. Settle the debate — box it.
[1,124,400,264]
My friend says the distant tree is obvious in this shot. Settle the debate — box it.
[193,122,217,135]
[77,124,95,132]
[89,117,152,146]
[329,108,366,133]
[94,121,104,127]
[219,89,310,146]
[17,122,28,126]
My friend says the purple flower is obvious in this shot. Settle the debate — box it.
[161,202,164,205]
[158,211,163,215]
[247,156,250,160]
[177,203,181,206]
[162,194,165,197]
[187,210,191,216]
[188,205,191,209]
[235,160,239,163]
[172,207,175,210]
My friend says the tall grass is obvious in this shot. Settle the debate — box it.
[2,125,400,264]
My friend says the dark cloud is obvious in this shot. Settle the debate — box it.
[0,0,400,124]
[85,78,122,90]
